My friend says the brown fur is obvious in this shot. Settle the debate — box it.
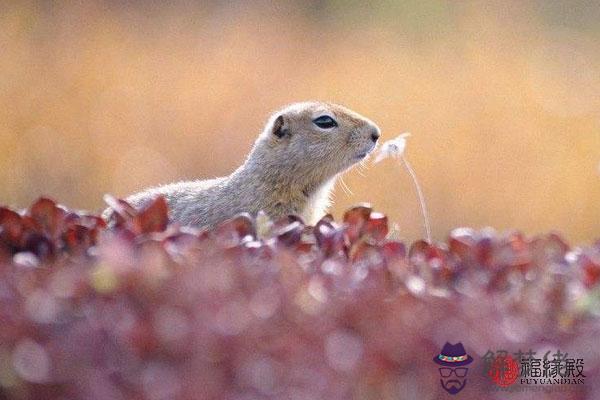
[104,101,380,228]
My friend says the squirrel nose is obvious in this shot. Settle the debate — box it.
[370,129,380,143]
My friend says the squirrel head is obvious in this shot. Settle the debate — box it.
[250,101,380,183]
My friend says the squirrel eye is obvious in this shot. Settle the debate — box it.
[312,115,338,129]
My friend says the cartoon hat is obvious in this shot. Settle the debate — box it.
[433,342,473,367]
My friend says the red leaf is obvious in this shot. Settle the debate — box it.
[275,221,304,247]
[582,254,600,288]
[314,219,345,256]
[448,227,476,259]
[382,241,406,261]
[133,196,169,234]
[63,224,92,255]
[103,194,138,225]
[343,204,372,244]
[0,207,24,247]
[29,197,65,238]
[351,242,383,267]
[364,212,388,242]
[213,213,256,248]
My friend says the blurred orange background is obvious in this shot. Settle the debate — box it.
[1,1,599,244]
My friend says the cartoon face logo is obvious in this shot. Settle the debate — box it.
[433,342,473,395]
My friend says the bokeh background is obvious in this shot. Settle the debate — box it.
[1,0,599,244]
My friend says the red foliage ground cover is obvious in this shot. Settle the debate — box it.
[0,197,599,399]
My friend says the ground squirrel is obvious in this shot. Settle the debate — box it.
[105,101,380,229]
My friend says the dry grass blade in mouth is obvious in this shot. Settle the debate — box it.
[374,133,432,243]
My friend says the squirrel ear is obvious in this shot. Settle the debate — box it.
[272,115,288,138]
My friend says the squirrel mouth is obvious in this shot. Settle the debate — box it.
[355,148,374,160]
[354,143,376,160]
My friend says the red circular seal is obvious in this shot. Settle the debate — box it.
[487,355,519,387]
